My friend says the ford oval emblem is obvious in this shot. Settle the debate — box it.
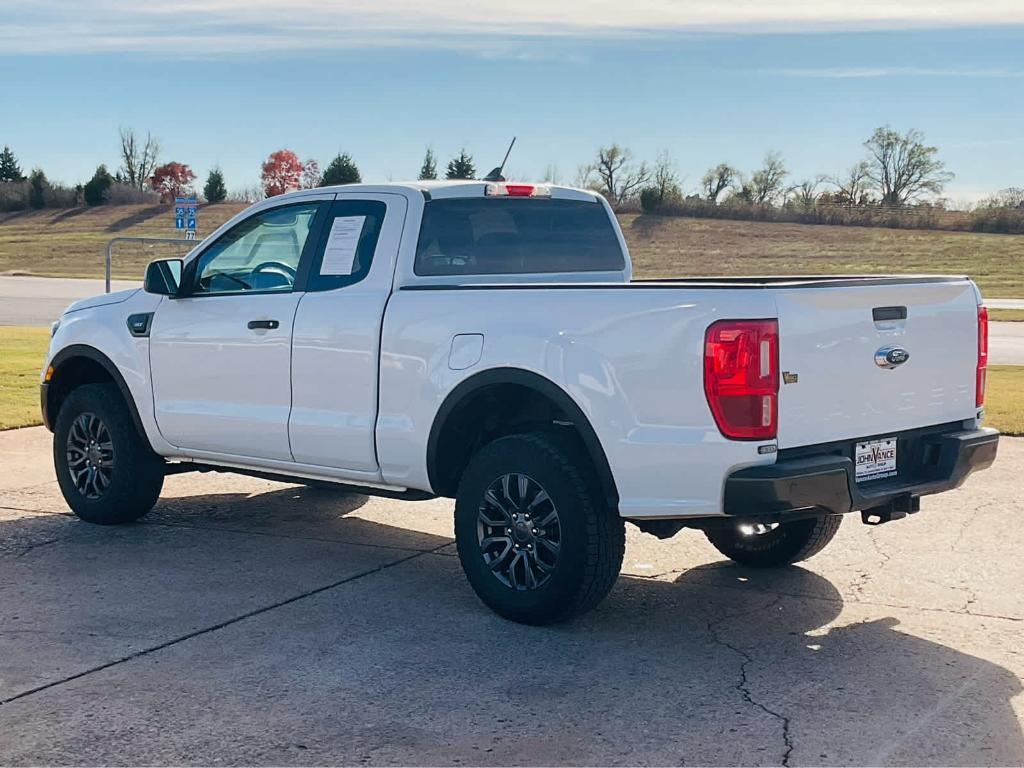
[875,346,910,369]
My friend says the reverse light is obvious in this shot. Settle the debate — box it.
[484,183,552,198]
[704,319,779,440]
[977,305,988,408]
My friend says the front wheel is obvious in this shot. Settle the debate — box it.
[53,383,164,525]
[454,433,624,625]
[704,515,842,567]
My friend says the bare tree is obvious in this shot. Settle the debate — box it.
[864,126,953,205]
[118,128,160,191]
[651,150,682,202]
[589,144,650,207]
[574,163,597,190]
[542,164,562,184]
[788,176,826,207]
[830,161,873,206]
[981,187,1024,209]
[744,151,788,205]
[700,163,737,203]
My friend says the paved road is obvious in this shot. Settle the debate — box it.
[0,426,1022,765]
[991,321,1024,365]
[0,276,139,326]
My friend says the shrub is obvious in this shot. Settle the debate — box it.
[639,187,663,214]
[104,182,159,205]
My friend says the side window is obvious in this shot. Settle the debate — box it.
[305,200,387,292]
[191,202,321,295]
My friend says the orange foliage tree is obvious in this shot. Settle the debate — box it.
[149,162,196,203]
[261,149,304,197]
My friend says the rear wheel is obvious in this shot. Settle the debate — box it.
[454,433,624,624]
[54,383,164,525]
[704,515,842,567]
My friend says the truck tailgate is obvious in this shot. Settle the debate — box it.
[775,279,979,448]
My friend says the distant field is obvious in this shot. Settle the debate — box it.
[0,203,245,279]
[1,204,1023,297]
[621,214,1024,298]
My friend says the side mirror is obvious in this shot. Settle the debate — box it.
[144,258,183,296]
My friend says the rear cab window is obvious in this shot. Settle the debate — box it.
[414,197,625,276]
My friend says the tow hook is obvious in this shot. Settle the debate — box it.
[861,495,921,526]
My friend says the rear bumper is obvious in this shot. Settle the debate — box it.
[724,427,999,520]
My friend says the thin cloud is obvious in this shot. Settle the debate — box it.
[3,0,1024,55]
[769,66,1024,79]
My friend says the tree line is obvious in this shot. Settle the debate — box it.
[0,132,482,212]
[1,126,1021,234]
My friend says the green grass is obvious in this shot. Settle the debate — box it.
[0,326,49,430]
[989,308,1024,322]
[986,366,1024,436]
[1,204,1023,298]
[2,324,1020,436]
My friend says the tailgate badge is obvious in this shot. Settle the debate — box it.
[875,346,910,369]
[782,371,799,384]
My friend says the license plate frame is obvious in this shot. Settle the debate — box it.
[855,437,898,482]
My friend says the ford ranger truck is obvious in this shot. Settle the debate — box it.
[41,181,999,624]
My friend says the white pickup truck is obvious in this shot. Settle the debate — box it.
[42,181,999,624]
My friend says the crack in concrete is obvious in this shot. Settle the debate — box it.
[705,594,794,766]
[0,541,450,708]
[12,537,60,559]
[140,518,451,555]
[626,571,1023,623]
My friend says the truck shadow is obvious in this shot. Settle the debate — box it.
[1,483,1021,765]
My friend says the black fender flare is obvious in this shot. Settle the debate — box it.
[426,367,619,506]
[43,344,149,444]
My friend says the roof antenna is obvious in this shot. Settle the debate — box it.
[482,137,516,182]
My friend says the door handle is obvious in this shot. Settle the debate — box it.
[247,319,279,330]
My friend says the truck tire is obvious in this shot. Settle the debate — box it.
[454,432,625,624]
[704,515,842,568]
[53,383,164,525]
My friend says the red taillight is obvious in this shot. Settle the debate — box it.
[704,319,779,440]
[977,305,988,408]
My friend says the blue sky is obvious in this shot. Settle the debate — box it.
[1,1,1022,203]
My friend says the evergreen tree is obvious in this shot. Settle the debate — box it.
[83,164,114,206]
[0,145,24,181]
[320,152,361,186]
[28,168,47,209]
[203,167,227,203]
[445,149,476,180]
[418,148,438,180]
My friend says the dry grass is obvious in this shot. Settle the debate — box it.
[623,214,1024,298]
[989,309,1024,322]
[1,204,1022,297]
[0,203,245,279]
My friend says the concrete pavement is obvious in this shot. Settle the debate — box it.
[1,426,1022,765]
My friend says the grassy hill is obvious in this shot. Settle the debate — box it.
[2,204,1023,296]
